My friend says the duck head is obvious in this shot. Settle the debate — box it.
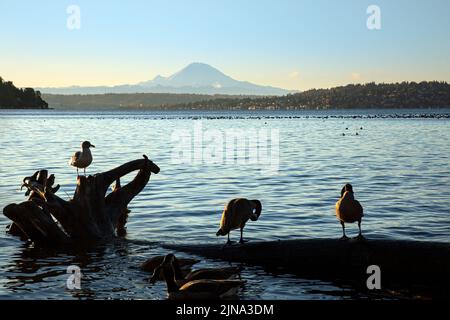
[81,141,95,149]
[250,199,262,221]
[341,184,354,197]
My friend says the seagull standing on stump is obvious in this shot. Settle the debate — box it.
[69,141,95,176]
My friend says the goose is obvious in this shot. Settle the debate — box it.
[150,254,245,300]
[335,184,364,240]
[168,254,242,285]
[140,255,200,274]
[150,255,242,286]
[69,141,95,176]
[216,198,262,244]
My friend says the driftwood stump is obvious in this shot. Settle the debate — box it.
[3,155,160,248]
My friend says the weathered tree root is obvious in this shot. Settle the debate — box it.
[3,155,160,249]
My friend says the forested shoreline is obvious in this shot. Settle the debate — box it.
[0,77,48,109]
[170,82,450,110]
[3,80,449,110]
[42,93,253,110]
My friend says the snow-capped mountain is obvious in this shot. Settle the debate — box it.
[38,63,292,96]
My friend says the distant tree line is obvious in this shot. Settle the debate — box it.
[0,77,48,109]
[5,80,449,110]
[42,93,255,110]
[170,81,450,110]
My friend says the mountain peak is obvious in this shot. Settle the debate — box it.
[39,62,292,95]
[186,62,214,68]
[182,62,221,72]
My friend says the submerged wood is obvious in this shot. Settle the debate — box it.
[3,155,160,248]
[164,238,450,297]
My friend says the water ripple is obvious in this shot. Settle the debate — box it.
[1,109,449,300]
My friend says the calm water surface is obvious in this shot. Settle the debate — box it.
[0,109,449,300]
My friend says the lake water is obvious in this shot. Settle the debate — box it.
[1,109,449,300]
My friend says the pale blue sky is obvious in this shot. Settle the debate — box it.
[1,0,450,90]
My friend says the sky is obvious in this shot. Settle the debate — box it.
[1,0,450,91]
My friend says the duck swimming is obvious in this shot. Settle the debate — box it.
[140,255,200,274]
[150,254,245,300]
[69,141,95,176]
[216,198,262,244]
[169,254,241,285]
[335,184,364,240]
[148,254,241,285]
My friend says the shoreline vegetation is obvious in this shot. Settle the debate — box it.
[0,77,48,109]
[43,93,254,110]
[168,81,450,111]
[2,79,450,111]
[43,81,450,110]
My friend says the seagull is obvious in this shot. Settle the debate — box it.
[69,141,95,176]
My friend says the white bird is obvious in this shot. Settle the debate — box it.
[69,141,95,176]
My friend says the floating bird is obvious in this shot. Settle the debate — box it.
[150,254,242,286]
[168,254,241,285]
[216,198,262,244]
[174,266,242,285]
[150,254,245,300]
[335,184,364,240]
[140,255,200,275]
[69,141,95,176]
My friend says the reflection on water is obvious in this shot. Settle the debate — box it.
[0,239,388,300]
[1,109,449,300]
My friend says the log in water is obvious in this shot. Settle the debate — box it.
[164,238,450,298]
